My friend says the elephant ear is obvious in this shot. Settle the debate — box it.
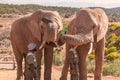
[27,10,46,41]
[28,20,41,41]
[93,9,108,42]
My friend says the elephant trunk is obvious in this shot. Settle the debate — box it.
[39,23,50,50]
[61,33,94,46]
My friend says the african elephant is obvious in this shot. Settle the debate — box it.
[60,8,108,80]
[10,9,63,80]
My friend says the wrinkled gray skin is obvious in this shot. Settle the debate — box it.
[60,8,108,80]
[10,9,63,80]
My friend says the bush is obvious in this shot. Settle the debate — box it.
[107,52,120,61]
[105,46,117,55]
[0,28,10,41]
[106,33,120,50]
[60,23,68,35]
[109,23,120,31]
[103,61,120,76]
[87,59,95,73]
[53,54,63,66]
[88,53,95,60]
[87,59,120,76]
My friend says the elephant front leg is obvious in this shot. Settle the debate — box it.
[15,54,23,80]
[60,44,70,80]
[77,44,90,80]
[94,38,105,80]
[60,53,70,80]
[44,46,53,80]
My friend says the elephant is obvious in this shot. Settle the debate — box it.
[60,8,108,80]
[10,9,63,80]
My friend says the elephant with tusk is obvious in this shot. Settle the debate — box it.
[10,9,63,80]
[60,8,108,80]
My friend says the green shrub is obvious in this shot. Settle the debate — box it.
[103,61,120,76]
[107,52,120,61]
[109,23,120,31]
[87,59,95,73]
[87,59,120,76]
[60,23,67,35]
[105,46,117,55]
[88,53,95,60]
[106,33,120,50]
[53,54,63,66]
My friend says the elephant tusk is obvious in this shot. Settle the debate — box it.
[39,41,46,50]
[88,43,93,54]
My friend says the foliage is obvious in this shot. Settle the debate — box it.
[105,46,117,55]
[0,28,10,41]
[0,4,77,17]
[109,23,120,31]
[88,54,95,60]
[60,22,68,35]
[0,28,11,54]
[53,53,63,66]
[1,14,13,18]
[103,60,120,76]
[88,52,95,60]
[0,4,120,21]
[87,59,120,76]
[107,52,120,61]
[87,59,95,73]
[53,47,64,66]
[106,33,120,49]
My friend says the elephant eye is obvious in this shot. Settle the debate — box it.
[42,18,52,23]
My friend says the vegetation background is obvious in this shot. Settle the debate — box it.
[0,4,120,79]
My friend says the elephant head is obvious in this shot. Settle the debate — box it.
[28,10,63,49]
[61,8,108,46]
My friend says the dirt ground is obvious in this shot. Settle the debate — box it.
[0,66,120,80]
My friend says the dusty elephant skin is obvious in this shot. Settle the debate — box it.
[60,8,108,80]
[10,9,63,80]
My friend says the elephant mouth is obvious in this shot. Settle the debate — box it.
[39,40,60,50]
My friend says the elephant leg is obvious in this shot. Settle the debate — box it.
[77,44,90,80]
[60,44,70,80]
[14,53,23,80]
[44,46,53,80]
[94,38,105,80]
[35,50,42,80]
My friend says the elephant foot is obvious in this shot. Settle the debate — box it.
[16,76,23,80]
[34,78,39,80]
[94,73,102,80]
[59,76,67,80]
[24,77,33,80]
[94,76,102,80]
[70,74,79,80]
